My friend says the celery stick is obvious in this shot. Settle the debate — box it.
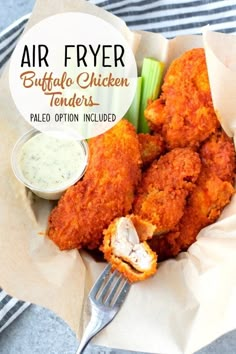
[138,58,164,133]
[124,77,142,130]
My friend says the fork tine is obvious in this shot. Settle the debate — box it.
[89,264,112,298]
[96,270,118,302]
[103,274,127,306]
[76,264,131,354]
[113,281,131,308]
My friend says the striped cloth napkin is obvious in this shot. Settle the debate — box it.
[0,289,30,333]
[1,0,236,334]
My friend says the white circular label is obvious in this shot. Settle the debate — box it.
[9,13,137,139]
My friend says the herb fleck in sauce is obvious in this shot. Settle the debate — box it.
[19,133,86,190]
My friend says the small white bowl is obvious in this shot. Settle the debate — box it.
[11,129,89,200]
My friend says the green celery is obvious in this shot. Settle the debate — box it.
[138,58,164,133]
[124,77,142,130]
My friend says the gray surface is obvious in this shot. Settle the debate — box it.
[0,1,236,353]
[0,304,236,354]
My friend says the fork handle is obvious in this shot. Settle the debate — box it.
[76,309,115,354]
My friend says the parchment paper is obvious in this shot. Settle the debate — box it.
[0,1,236,353]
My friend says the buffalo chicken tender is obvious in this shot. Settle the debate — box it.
[200,130,235,183]
[133,148,201,234]
[149,130,235,260]
[177,130,235,252]
[149,173,235,261]
[48,120,141,250]
[145,48,220,149]
[101,215,157,282]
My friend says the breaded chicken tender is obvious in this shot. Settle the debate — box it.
[200,130,235,183]
[134,188,188,235]
[138,133,164,166]
[145,48,220,149]
[133,148,201,234]
[48,120,141,250]
[101,215,157,282]
[149,130,235,260]
[150,173,235,260]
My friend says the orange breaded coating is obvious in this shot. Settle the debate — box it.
[133,148,201,233]
[138,133,164,166]
[134,188,188,235]
[150,173,235,260]
[200,130,235,183]
[149,130,235,260]
[137,147,201,191]
[101,215,157,282]
[178,173,234,250]
[145,48,220,149]
[48,120,141,250]
[129,214,156,242]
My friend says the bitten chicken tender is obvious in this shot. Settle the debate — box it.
[48,120,141,250]
[145,48,220,149]
[101,215,157,282]
[138,133,164,166]
[149,130,235,260]
[133,148,201,234]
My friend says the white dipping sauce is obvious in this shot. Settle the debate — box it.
[19,133,86,190]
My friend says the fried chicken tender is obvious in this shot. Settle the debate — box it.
[101,215,157,282]
[145,48,220,149]
[138,133,164,166]
[149,130,235,260]
[200,130,235,183]
[149,173,235,260]
[48,120,141,250]
[133,148,201,234]
[134,188,188,235]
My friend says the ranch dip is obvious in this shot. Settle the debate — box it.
[19,132,87,191]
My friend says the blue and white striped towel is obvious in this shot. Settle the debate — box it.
[1,0,236,333]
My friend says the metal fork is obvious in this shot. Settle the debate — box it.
[76,264,131,354]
